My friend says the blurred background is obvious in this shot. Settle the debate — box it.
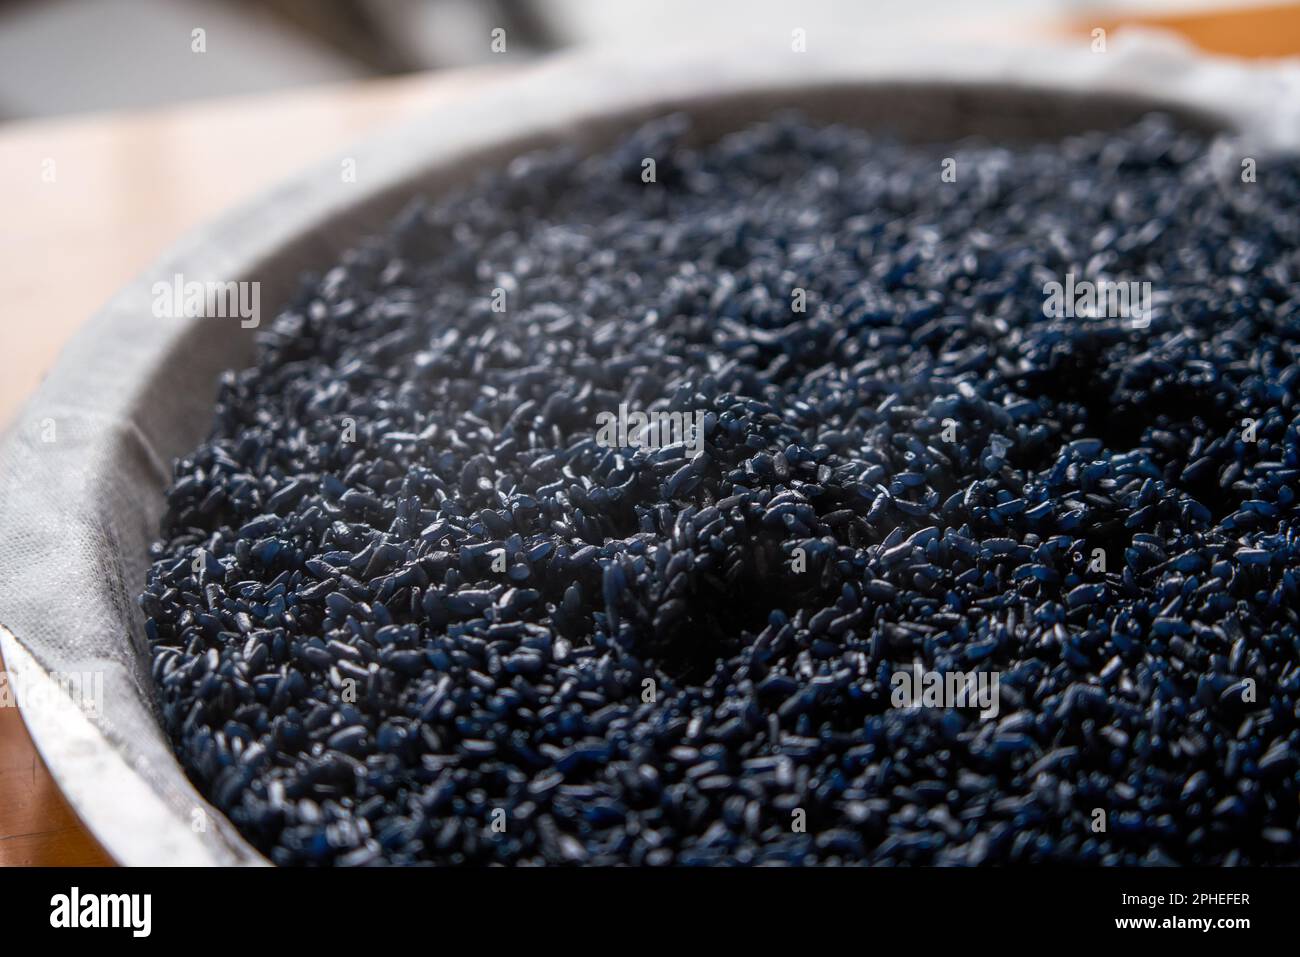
[1,0,1299,122]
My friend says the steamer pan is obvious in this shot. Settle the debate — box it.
[1,36,1296,866]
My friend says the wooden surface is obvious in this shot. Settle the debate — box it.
[0,701,114,865]
[0,67,501,431]
[1087,2,1300,58]
[0,68,502,866]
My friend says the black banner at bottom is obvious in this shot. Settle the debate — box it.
[0,865,1283,943]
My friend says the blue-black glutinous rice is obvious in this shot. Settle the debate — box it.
[141,114,1300,866]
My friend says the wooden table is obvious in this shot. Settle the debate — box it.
[0,68,502,866]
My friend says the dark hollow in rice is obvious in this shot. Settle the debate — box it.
[142,114,1300,865]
